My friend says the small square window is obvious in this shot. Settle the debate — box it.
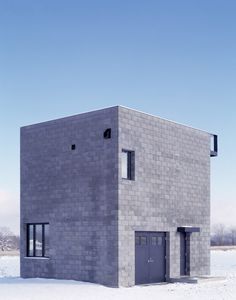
[157,237,163,246]
[103,128,111,139]
[71,144,76,150]
[121,149,135,180]
[140,236,147,246]
[151,236,158,246]
[135,236,140,246]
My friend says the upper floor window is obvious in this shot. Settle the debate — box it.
[27,223,49,258]
[103,128,111,139]
[121,149,135,180]
[210,134,218,157]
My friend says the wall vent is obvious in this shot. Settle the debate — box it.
[104,128,111,139]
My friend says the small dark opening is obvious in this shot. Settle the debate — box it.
[71,144,76,150]
[104,128,111,139]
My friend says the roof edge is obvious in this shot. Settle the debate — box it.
[20,104,216,135]
[118,105,215,135]
[20,105,119,129]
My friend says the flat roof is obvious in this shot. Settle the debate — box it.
[21,105,215,135]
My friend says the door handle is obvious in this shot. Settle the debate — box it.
[148,258,154,263]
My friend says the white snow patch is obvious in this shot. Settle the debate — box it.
[0,256,19,277]
[0,251,235,300]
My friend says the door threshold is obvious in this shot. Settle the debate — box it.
[169,276,198,284]
[137,282,169,287]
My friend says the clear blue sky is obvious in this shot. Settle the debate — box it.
[0,0,236,233]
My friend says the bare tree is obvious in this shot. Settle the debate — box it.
[229,227,236,245]
[211,223,226,246]
[0,227,14,251]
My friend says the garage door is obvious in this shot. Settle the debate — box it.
[135,231,166,285]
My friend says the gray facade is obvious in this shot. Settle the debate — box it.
[20,106,216,287]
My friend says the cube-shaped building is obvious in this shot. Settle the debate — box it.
[20,106,217,287]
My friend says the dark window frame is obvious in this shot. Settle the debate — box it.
[122,149,135,180]
[210,134,218,157]
[26,223,49,258]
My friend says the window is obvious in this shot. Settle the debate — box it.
[103,128,111,139]
[27,223,49,257]
[151,236,158,246]
[121,149,135,180]
[210,134,218,157]
[140,236,147,245]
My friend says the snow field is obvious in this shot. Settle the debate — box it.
[0,250,236,300]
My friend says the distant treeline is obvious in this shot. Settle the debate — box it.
[1,224,235,250]
[211,224,236,246]
[0,227,19,251]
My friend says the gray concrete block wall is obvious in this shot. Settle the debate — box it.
[118,106,211,286]
[20,107,119,287]
[20,105,212,288]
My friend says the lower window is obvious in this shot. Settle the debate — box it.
[27,223,49,257]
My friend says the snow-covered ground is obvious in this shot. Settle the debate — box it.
[0,250,236,300]
[0,256,19,278]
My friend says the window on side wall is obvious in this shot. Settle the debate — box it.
[27,223,49,258]
[121,149,135,180]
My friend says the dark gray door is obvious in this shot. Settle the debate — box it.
[135,232,166,284]
[180,232,190,276]
[180,232,187,276]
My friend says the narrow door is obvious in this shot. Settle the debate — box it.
[135,232,166,285]
[180,232,190,276]
[180,232,187,276]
